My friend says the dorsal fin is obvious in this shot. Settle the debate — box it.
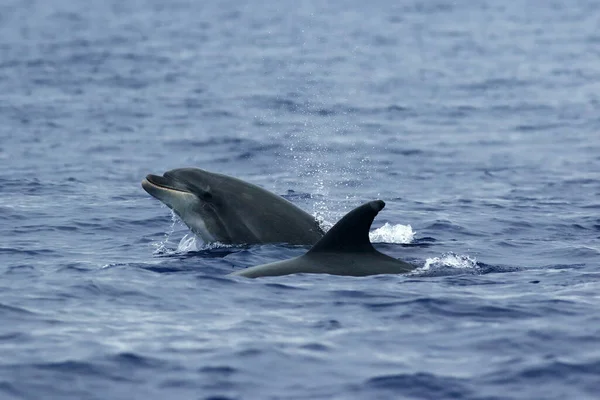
[308,200,385,253]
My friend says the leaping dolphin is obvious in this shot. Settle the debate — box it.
[229,200,416,278]
[142,168,324,245]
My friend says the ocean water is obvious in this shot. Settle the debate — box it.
[1,0,600,399]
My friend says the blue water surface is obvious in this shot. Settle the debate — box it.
[1,0,600,399]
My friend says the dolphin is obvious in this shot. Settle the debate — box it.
[229,200,416,278]
[142,168,324,245]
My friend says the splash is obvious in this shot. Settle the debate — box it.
[420,252,478,271]
[152,210,235,256]
[275,98,373,221]
[314,212,336,232]
[175,234,200,252]
[152,211,209,255]
[152,211,181,255]
[369,223,415,244]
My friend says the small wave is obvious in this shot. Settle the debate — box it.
[364,372,470,399]
[108,352,166,369]
[34,360,105,376]
[263,282,305,291]
[369,223,414,244]
[299,342,332,353]
[483,359,600,394]
[0,303,36,316]
[198,366,238,375]
[136,264,201,274]
[425,220,478,236]
[312,319,343,331]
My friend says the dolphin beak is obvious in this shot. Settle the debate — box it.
[142,174,190,195]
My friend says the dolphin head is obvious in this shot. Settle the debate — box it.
[142,167,324,245]
[142,168,232,243]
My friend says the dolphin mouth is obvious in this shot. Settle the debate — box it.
[142,174,190,194]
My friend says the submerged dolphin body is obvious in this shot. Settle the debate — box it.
[142,168,324,245]
[230,200,416,278]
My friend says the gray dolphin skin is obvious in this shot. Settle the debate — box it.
[229,200,416,278]
[142,168,324,245]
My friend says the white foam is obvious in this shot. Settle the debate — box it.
[369,223,415,244]
[421,252,478,271]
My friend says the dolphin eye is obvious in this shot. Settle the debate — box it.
[202,192,213,201]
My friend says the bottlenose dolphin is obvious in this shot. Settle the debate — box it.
[230,200,416,278]
[142,168,324,245]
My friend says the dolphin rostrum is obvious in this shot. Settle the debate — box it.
[142,168,324,245]
[229,200,416,278]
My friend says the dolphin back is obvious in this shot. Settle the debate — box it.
[229,200,416,278]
